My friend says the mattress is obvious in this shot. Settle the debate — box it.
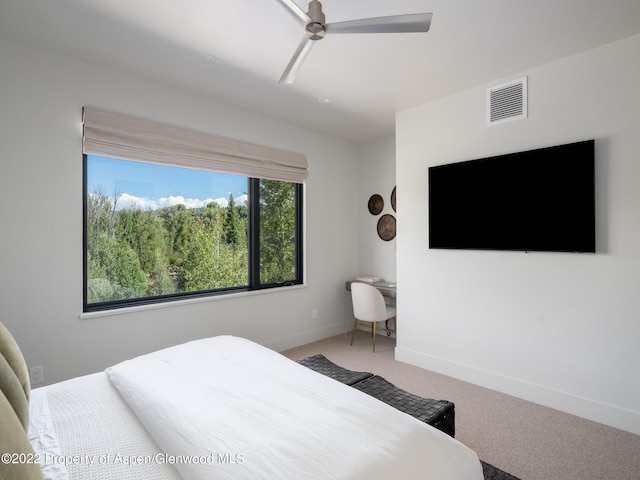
[29,336,483,480]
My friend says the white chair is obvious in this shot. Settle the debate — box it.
[350,282,396,352]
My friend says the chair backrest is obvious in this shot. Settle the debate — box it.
[351,282,388,322]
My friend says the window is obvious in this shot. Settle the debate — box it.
[84,157,303,311]
[82,108,306,312]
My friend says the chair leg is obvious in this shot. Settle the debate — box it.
[350,318,358,346]
[372,321,377,352]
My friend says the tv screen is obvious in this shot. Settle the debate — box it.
[428,140,596,253]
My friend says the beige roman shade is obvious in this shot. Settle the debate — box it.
[82,107,308,183]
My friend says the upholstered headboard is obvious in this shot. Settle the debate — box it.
[0,321,44,479]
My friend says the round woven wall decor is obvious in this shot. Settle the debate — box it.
[368,194,384,215]
[377,214,396,241]
[391,186,396,212]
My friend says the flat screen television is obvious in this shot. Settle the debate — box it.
[428,140,596,253]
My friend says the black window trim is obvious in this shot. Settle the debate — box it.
[83,156,304,313]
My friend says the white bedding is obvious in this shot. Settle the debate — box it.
[38,372,181,480]
[104,335,483,480]
[28,389,69,480]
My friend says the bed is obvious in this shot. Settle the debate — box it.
[1,321,483,480]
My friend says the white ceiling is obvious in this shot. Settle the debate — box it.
[2,0,640,142]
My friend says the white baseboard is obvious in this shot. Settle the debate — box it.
[395,346,640,437]
[265,323,345,353]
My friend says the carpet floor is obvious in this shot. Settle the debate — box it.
[294,351,520,479]
[282,333,640,480]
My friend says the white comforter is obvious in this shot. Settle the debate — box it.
[105,336,483,480]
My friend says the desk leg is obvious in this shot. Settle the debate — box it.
[385,318,397,337]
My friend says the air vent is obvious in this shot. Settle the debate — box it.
[487,77,527,125]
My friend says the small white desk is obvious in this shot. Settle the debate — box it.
[344,281,397,336]
[345,280,396,298]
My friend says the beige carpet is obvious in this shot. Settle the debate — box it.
[282,333,640,480]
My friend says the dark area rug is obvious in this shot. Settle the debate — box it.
[481,460,521,480]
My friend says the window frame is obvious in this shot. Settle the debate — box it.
[83,156,304,313]
[248,179,304,291]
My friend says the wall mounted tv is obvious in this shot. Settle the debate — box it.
[428,139,596,253]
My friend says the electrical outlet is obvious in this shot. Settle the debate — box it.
[29,366,44,385]
[312,308,318,320]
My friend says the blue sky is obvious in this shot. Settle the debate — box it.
[87,155,248,210]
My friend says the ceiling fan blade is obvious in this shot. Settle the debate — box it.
[325,12,432,34]
[278,36,315,84]
[273,0,311,24]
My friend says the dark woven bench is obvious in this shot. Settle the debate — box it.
[297,354,455,437]
[352,375,455,437]
[296,354,374,385]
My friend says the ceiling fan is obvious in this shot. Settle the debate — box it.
[275,0,433,84]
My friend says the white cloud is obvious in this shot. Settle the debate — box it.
[115,193,248,211]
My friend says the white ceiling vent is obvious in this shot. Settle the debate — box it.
[487,77,528,125]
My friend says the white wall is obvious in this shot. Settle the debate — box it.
[356,134,397,282]
[396,34,640,435]
[0,39,359,385]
